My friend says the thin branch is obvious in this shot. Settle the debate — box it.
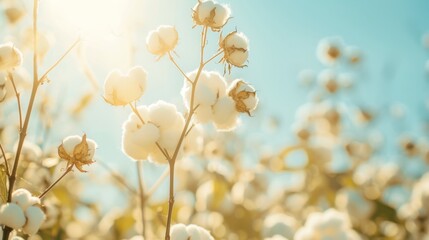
[0,144,10,177]
[168,52,193,84]
[185,124,195,137]
[129,103,146,124]
[203,50,224,66]
[38,164,73,199]
[164,26,208,240]
[8,72,23,130]
[136,161,147,239]
[38,38,80,84]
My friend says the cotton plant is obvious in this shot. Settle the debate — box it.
[102,0,258,238]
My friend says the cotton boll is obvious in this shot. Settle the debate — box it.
[146,31,162,55]
[103,66,147,106]
[187,224,204,240]
[12,188,40,210]
[212,3,231,29]
[228,79,258,114]
[23,206,46,235]
[193,1,215,24]
[146,25,178,56]
[170,223,214,240]
[0,42,23,71]
[61,135,82,156]
[212,96,239,131]
[0,203,26,229]
[221,32,249,68]
[192,71,228,107]
[11,188,31,205]
[171,223,189,240]
[192,0,230,31]
[317,37,343,66]
[157,26,179,50]
[148,101,179,130]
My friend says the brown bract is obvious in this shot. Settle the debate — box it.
[228,80,255,116]
[58,134,95,172]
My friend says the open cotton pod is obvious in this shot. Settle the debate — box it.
[192,0,231,31]
[0,42,23,71]
[103,66,147,106]
[146,25,178,56]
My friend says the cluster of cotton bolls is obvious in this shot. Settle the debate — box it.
[294,209,361,240]
[298,37,363,100]
[0,189,45,236]
[121,100,203,163]
[170,223,214,240]
[181,70,258,131]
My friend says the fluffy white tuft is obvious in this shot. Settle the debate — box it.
[61,135,97,159]
[148,101,180,130]
[11,188,40,210]
[193,0,230,30]
[0,203,26,229]
[0,42,23,71]
[146,25,178,55]
[212,96,239,131]
[103,66,147,106]
[23,206,46,235]
[170,223,214,240]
